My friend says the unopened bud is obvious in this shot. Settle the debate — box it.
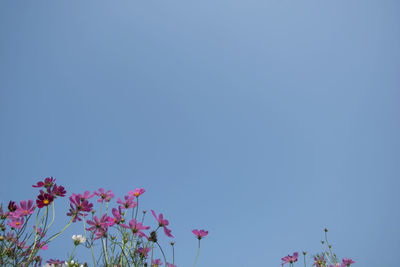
[0,236,4,241]
[302,251,306,255]
[170,241,175,246]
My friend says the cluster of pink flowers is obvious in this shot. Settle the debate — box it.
[281,229,355,267]
[0,177,208,267]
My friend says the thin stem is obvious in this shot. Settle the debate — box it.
[156,242,167,267]
[102,237,110,266]
[83,214,96,267]
[193,239,201,267]
[68,244,77,263]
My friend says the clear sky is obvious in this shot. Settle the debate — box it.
[1,0,399,266]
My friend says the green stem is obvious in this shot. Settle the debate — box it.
[193,239,201,267]
[68,244,77,263]
[102,237,110,266]
[83,214,96,267]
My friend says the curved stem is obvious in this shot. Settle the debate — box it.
[68,244,77,263]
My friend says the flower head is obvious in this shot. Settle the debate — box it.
[94,188,114,203]
[36,191,54,208]
[192,229,208,240]
[13,200,35,217]
[32,177,56,188]
[117,195,137,209]
[7,217,24,229]
[129,188,146,197]
[281,252,298,265]
[342,258,355,266]
[72,234,86,245]
[135,247,151,258]
[121,219,150,238]
[151,259,163,267]
[151,210,174,238]
[167,263,177,267]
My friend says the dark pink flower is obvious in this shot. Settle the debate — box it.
[281,252,298,265]
[32,177,55,188]
[151,259,163,266]
[129,188,146,197]
[117,195,137,209]
[8,201,17,212]
[313,255,326,267]
[49,184,67,198]
[121,219,150,238]
[135,247,151,258]
[86,214,110,234]
[46,259,65,265]
[71,191,95,202]
[33,226,46,237]
[94,188,114,203]
[342,258,355,266]
[67,194,93,222]
[167,263,177,267]
[36,191,54,208]
[192,229,208,240]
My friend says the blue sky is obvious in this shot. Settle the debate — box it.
[1,0,399,266]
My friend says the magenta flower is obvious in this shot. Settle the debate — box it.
[33,226,46,237]
[281,252,299,265]
[14,200,35,217]
[192,229,208,240]
[151,259,163,266]
[109,207,123,226]
[121,218,150,238]
[32,177,56,188]
[0,205,8,219]
[49,184,67,198]
[117,195,137,209]
[313,255,327,267]
[8,201,17,212]
[66,194,93,222]
[7,217,24,229]
[86,214,110,234]
[36,191,54,208]
[342,258,355,266]
[135,247,151,258]
[151,210,174,238]
[94,188,114,202]
[46,259,65,265]
[71,191,95,202]
[167,263,177,267]
[129,188,146,197]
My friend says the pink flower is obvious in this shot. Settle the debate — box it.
[32,177,56,188]
[109,207,123,226]
[67,194,93,222]
[94,188,114,203]
[14,200,35,217]
[342,258,355,266]
[192,229,208,240]
[33,226,46,237]
[313,255,326,267]
[151,259,163,266]
[86,214,111,234]
[129,188,146,197]
[48,184,67,198]
[117,195,137,209]
[7,217,24,229]
[135,247,151,258]
[121,219,150,238]
[151,210,174,238]
[167,263,177,267]
[281,252,299,265]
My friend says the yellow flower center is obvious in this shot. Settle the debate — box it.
[43,199,49,205]
[134,192,139,197]
[16,222,20,226]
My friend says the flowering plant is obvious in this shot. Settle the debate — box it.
[0,177,208,267]
[281,229,355,267]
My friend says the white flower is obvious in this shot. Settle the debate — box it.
[72,234,86,244]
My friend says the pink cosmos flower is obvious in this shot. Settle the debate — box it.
[33,226,46,237]
[67,194,94,222]
[94,188,114,203]
[109,207,123,226]
[117,195,137,209]
[7,217,24,229]
[49,184,67,198]
[47,259,65,265]
[32,177,56,188]
[167,263,177,267]
[135,247,151,258]
[129,188,146,197]
[313,255,326,267]
[121,218,150,238]
[342,258,355,266]
[71,191,95,201]
[14,200,35,217]
[281,252,299,265]
[86,214,111,234]
[8,201,17,212]
[192,229,208,240]
[0,205,8,219]
[151,210,174,238]
[151,259,163,266]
